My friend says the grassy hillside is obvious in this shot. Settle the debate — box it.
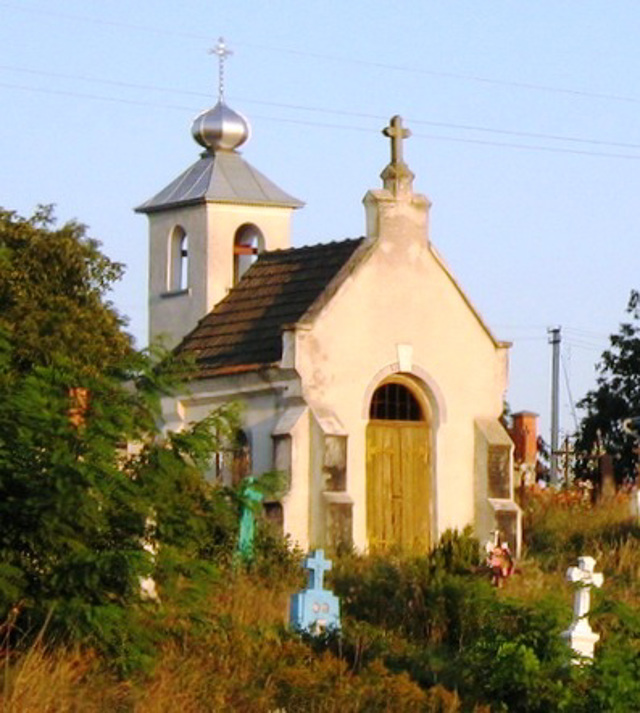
[3,490,640,712]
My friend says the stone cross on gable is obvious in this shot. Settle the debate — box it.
[209,36,233,102]
[561,555,604,662]
[380,115,415,196]
[383,115,411,166]
[305,549,332,590]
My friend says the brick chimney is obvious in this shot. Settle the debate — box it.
[510,411,538,466]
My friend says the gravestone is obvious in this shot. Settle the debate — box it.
[561,555,603,662]
[290,549,341,633]
[597,454,616,502]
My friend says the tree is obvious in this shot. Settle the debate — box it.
[0,205,131,374]
[575,290,640,484]
[0,207,241,659]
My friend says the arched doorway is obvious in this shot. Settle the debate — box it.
[366,376,431,551]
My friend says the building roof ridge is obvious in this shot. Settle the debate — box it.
[262,237,365,257]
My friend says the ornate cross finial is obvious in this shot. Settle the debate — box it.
[209,36,233,102]
[383,115,411,166]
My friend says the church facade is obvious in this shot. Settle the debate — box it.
[136,69,521,554]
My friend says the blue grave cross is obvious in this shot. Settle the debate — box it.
[305,549,332,590]
[289,548,341,633]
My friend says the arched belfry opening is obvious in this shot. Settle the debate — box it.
[366,376,432,551]
[168,226,189,292]
[234,223,264,284]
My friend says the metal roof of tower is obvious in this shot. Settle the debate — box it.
[135,151,304,213]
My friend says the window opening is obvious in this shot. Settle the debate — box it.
[169,227,188,291]
[214,429,251,487]
[369,382,423,421]
[234,224,264,284]
[178,234,188,290]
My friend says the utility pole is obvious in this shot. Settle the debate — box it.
[549,327,561,486]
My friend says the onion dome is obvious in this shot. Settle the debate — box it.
[191,100,250,153]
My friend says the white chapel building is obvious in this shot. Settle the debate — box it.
[136,76,521,555]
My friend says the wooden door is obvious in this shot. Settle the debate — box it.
[366,420,430,551]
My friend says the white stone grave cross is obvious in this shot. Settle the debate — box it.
[561,555,603,662]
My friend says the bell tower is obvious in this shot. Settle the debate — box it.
[136,38,303,349]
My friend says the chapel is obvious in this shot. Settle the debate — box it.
[136,44,521,555]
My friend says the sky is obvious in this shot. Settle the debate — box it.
[1,1,639,445]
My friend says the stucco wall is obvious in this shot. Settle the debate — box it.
[292,192,509,550]
[157,186,510,553]
[161,370,316,549]
[147,202,294,348]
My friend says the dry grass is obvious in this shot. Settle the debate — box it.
[0,645,131,712]
[6,495,640,711]
[523,488,640,609]
[499,557,566,603]
[0,571,434,712]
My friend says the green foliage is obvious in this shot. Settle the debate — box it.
[331,529,585,711]
[332,528,481,645]
[0,206,246,663]
[454,595,573,711]
[0,206,132,375]
[518,491,640,711]
[0,327,243,660]
[575,289,640,483]
[580,599,640,712]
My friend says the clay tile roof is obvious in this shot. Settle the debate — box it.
[176,238,365,378]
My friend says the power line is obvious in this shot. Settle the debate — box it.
[561,353,580,432]
[0,2,208,40]
[562,342,603,353]
[4,64,640,153]
[0,65,211,99]
[563,336,607,349]
[0,81,194,112]
[3,81,640,162]
[511,336,549,342]
[3,2,640,106]
[563,326,610,339]
[240,42,640,107]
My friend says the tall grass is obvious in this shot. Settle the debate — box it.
[0,569,435,712]
[4,494,640,711]
[0,645,130,712]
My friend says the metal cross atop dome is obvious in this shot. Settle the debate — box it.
[209,36,233,102]
[383,115,411,166]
